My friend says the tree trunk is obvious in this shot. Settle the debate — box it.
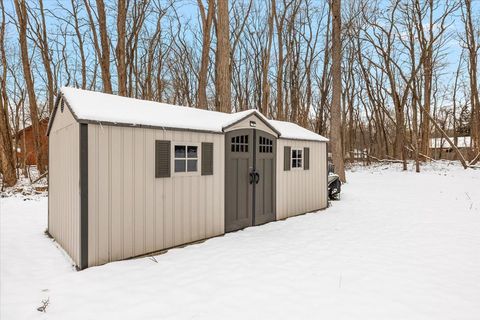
[97,0,112,93]
[38,0,55,114]
[260,0,275,116]
[317,8,331,135]
[330,0,346,182]
[85,0,112,93]
[71,0,87,89]
[463,0,479,157]
[197,0,215,109]
[14,0,47,174]
[420,48,432,157]
[419,0,434,157]
[274,1,285,120]
[0,2,16,186]
[215,0,231,113]
[116,0,127,96]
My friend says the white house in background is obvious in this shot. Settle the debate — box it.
[429,136,472,160]
[47,87,329,269]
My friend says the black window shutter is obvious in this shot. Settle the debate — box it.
[155,140,171,178]
[304,147,310,170]
[201,142,214,175]
[284,146,291,171]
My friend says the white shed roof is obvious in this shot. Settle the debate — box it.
[57,87,328,142]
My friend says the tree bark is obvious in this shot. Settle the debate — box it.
[84,0,112,93]
[330,0,346,182]
[418,0,434,157]
[215,0,231,113]
[38,0,55,114]
[0,1,16,186]
[463,0,479,157]
[273,0,290,120]
[197,0,215,109]
[260,0,275,116]
[14,0,47,174]
[71,0,87,89]
[116,0,127,96]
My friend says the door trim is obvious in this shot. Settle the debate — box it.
[252,129,257,226]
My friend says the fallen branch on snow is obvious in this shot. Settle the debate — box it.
[32,171,48,184]
[37,298,49,313]
[367,155,403,163]
[469,152,480,166]
[404,146,437,162]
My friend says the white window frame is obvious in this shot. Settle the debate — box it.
[172,142,201,177]
[291,148,303,170]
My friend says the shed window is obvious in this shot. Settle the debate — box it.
[259,136,273,153]
[291,148,303,169]
[174,145,198,172]
[231,135,249,152]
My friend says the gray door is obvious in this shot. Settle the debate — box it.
[225,129,254,232]
[254,132,276,225]
[225,129,276,232]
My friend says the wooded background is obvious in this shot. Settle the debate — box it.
[0,0,479,187]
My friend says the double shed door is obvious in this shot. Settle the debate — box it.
[225,129,276,232]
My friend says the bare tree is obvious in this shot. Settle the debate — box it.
[260,0,275,116]
[116,0,127,96]
[461,0,479,161]
[215,0,231,113]
[84,0,112,93]
[28,0,55,113]
[13,0,47,174]
[0,1,16,186]
[196,0,215,109]
[330,0,345,181]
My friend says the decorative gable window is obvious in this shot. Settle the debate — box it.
[174,144,199,173]
[291,148,303,169]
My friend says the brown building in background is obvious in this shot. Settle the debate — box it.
[16,118,49,166]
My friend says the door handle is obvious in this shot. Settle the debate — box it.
[255,172,260,184]
[249,172,255,184]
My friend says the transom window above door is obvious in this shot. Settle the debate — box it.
[291,148,303,168]
[174,145,198,172]
[259,136,273,153]
[231,135,249,152]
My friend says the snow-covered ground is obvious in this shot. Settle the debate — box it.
[1,161,480,319]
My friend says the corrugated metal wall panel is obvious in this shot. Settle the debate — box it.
[48,106,81,266]
[276,140,327,220]
[87,125,225,267]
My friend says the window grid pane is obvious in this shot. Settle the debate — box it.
[187,146,198,158]
[175,145,186,158]
[175,159,186,172]
[187,159,197,172]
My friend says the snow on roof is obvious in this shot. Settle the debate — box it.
[430,136,471,149]
[59,87,328,142]
[269,119,327,141]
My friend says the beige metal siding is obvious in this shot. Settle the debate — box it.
[276,140,327,220]
[48,106,81,265]
[87,125,225,267]
[225,114,278,137]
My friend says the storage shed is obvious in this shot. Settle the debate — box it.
[48,87,329,269]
